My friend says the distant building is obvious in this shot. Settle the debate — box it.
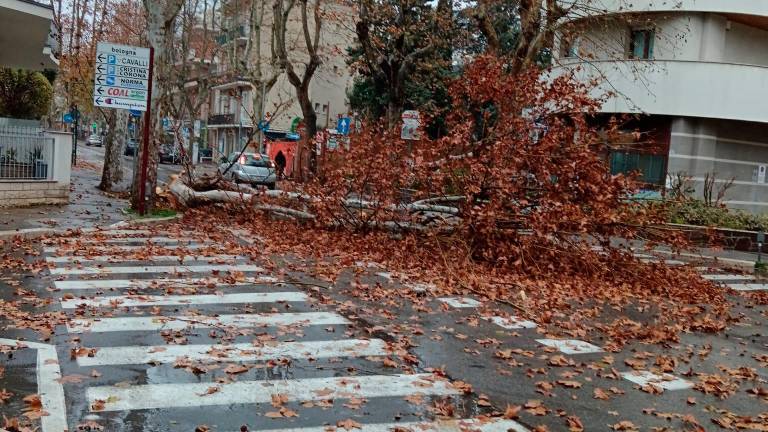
[207,0,355,158]
[556,1,768,213]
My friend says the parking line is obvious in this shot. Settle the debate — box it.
[67,312,349,333]
[726,283,768,291]
[0,339,67,432]
[77,338,388,366]
[701,274,755,281]
[86,373,457,411]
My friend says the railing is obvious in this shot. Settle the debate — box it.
[208,114,236,125]
[0,125,55,180]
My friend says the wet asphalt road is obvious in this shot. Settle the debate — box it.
[0,227,525,432]
[0,224,767,431]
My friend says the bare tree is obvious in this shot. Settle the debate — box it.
[131,0,186,211]
[272,0,323,178]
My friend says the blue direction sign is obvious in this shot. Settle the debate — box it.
[336,117,351,135]
[63,113,73,124]
[129,109,143,118]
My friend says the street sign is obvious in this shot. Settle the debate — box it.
[63,113,73,124]
[401,110,420,140]
[95,74,149,90]
[129,109,143,118]
[93,42,151,112]
[336,117,350,135]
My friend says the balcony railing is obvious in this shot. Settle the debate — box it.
[207,114,236,125]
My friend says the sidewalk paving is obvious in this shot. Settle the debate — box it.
[0,163,128,232]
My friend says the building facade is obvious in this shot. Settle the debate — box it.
[207,0,355,158]
[556,1,768,213]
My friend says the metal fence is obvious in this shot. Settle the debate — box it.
[0,124,55,180]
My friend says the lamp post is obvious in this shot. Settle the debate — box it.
[69,105,80,166]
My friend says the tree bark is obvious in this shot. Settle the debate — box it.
[131,0,184,211]
[99,109,128,191]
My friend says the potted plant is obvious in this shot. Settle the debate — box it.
[28,146,47,179]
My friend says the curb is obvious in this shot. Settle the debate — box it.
[0,213,184,242]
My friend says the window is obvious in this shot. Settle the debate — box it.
[629,29,654,59]
[610,152,666,185]
[314,102,320,111]
[322,104,328,113]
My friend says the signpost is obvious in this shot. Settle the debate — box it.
[68,105,80,165]
[93,41,153,215]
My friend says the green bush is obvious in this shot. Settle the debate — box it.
[666,199,768,231]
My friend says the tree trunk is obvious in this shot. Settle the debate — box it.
[99,109,128,191]
[131,0,184,211]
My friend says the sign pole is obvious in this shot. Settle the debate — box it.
[137,47,154,216]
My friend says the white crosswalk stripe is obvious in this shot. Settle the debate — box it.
[54,276,277,290]
[49,263,264,275]
[46,254,248,264]
[67,312,349,333]
[44,243,212,253]
[86,373,459,411]
[701,274,755,281]
[46,230,519,430]
[255,419,529,432]
[726,283,768,291]
[76,338,388,367]
[60,236,204,244]
[61,291,307,309]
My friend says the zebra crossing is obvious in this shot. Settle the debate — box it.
[44,228,527,432]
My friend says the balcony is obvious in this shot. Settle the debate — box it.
[563,0,768,20]
[553,59,768,124]
[207,114,235,126]
[0,0,59,70]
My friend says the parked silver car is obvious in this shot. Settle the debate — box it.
[219,152,277,189]
[86,134,102,146]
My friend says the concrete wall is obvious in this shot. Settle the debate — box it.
[724,21,768,66]
[667,117,768,213]
[0,130,71,207]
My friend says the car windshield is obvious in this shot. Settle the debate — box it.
[232,154,271,168]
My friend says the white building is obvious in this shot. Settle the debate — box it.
[556,1,768,213]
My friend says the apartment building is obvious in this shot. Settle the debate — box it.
[207,0,355,158]
[556,1,768,213]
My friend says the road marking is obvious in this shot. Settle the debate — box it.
[54,276,277,290]
[726,283,768,291]
[536,339,603,354]
[77,229,155,236]
[59,236,204,244]
[46,254,249,264]
[254,418,529,432]
[86,373,457,411]
[701,274,755,281]
[640,258,686,266]
[49,263,265,275]
[0,339,67,432]
[67,312,349,333]
[77,338,388,366]
[485,316,537,329]
[44,244,212,253]
[439,297,481,308]
[621,371,693,390]
[61,291,307,309]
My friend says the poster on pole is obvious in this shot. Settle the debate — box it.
[401,110,420,140]
[93,42,151,111]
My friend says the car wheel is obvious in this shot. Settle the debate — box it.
[231,173,240,184]
[267,183,276,190]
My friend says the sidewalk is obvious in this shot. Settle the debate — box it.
[0,163,128,231]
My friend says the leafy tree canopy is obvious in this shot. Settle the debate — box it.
[0,69,54,120]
